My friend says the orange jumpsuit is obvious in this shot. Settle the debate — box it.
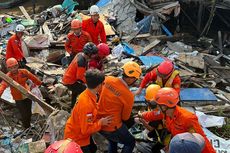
[82,18,106,45]
[97,76,134,132]
[64,89,102,147]
[140,68,181,94]
[0,69,42,100]
[62,53,87,85]
[6,34,24,61]
[142,106,216,153]
[65,31,92,55]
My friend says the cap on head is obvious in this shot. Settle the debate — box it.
[15,24,25,32]
[97,43,110,57]
[122,61,142,79]
[157,60,174,76]
[155,87,179,108]
[71,19,82,29]
[90,5,100,15]
[145,84,161,101]
[6,58,18,68]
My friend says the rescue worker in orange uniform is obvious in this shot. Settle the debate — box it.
[62,42,98,108]
[6,24,27,68]
[82,5,106,45]
[65,19,92,62]
[97,61,142,153]
[135,60,181,95]
[88,43,110,70]
[137,87,216,153]
[0,58,42,129]
[64,69,113,153]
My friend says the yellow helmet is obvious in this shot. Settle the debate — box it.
[145,84,161,101]
[122,61,142,79]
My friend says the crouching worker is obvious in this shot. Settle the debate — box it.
[0,58,42,129]
[136,87,216,153]
[45,139,83,153]
[64,69,113,153]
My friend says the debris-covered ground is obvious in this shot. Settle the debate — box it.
[0,0,230,152]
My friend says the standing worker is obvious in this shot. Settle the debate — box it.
[65,19,92,62]
[64,69,112,153]
[137,87,216,153]
[82,5,106,45]
[0,58,42,129]
[62,42,98,108]
[97,61,142,153]
[89,43,110,70]
[135,60,181,95]
[6,24,27,68]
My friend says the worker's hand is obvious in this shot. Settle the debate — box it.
[134,87,142,95]
[100,116,113,126]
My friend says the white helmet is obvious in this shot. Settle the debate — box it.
[15,24,25,32]
[89,5,100,15]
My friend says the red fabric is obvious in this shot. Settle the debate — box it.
[88,57,103,70]
[65,31,92,55]
[140,68,181,93]
[82,18,106,45]
[0,69,42,101]
[62,53,87,85]
[142,106,216,153]
[6,34,24,61]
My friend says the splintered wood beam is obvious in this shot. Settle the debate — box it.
[19,6,32,20]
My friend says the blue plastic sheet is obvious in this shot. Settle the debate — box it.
[138,56,165,68]
[62,0,78,14]
[96,0,111,7]
[122,42,135,55]
[180,88,217,101]
[137,16,152,34]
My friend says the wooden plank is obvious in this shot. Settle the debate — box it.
[19,6,32,20]
[0,71,55,113]
[142,39,160,53]
[42,22,53,41]
[122,33,151,40]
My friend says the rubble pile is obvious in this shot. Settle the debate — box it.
[0,0,230,152]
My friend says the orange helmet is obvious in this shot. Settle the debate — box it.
[157,61,174,76]
[145,84,161,101]
[122,61,142,79]
[71,19,82,29]
[155,87,179,108]
[6,58,18,68]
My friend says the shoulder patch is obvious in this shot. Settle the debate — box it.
[77,54,87,67]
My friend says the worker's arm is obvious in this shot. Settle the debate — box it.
[76,57,87,83]
[24,69,42,86]
[81,20,87,31]
[172,75,181,94]
[0,81,9,97]
[85,32,92,42]
[186,115,216,153]
[140,69,157,88]
[141,110,164,122]
[100,23,107,43]
[6,39,14,59]
[65,35,72,54]
[121,95,134,121]
[78,101,102,135]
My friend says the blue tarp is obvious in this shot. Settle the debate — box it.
[96,0,111,7]
[138,56,165,68]
[62,0,78,14]
[137,16,152,34]
[180,88,217,101]
[122,42,135,55]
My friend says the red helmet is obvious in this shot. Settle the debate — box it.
[44,139,83,153]
[157,61,174,76]
[155,87,179,108]
[6,58,18,68]
[97,43,110,58]
[71,19,82,29]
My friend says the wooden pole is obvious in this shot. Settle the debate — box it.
[0,71,55,114]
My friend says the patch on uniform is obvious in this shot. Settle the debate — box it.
[188,127,196,133]
[86,113,93,123]
[154,110,161,115]
[173,84,180,89]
